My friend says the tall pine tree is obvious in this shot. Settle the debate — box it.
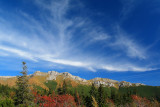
[98,84,106,107]
[15,62,33,106]
[90,83,97,98]
[88,83,98,107]
[62,80,67,94]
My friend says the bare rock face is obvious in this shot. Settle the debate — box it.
[135,83,145,86]
[62,72,72,77]
[73,76,87,82]
[91,78,146,88]
[46,71,87,82]
[62,72,87,82]
[91,78,118,87]
[93,81,106,87]
[119,81,132,87]
[47,71,60,80]
[33,71,48,76]
[93,81,116,87]
[108,83,114,87]
[118,81,145,87]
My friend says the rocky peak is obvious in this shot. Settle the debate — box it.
[48,71,60,75]
[119,81,132,87]
[134,83,145,86]
[33,71,48,76]
[46,71,87,82]
[62,72,72,77]
[91,78,118,87]
[61,72,87,82]
[47,71,60,80]
[90,78,146,87]
[71,76,87,82]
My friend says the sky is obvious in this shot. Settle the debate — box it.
[0,0,160,86]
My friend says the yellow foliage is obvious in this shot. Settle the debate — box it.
[92,96,98,107]
[0,77,17,87]
[29,75,48,90]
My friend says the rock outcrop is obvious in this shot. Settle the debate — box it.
[46,71,87,82]
[135,83,145,86]
[91,78,118,87]
[33,71,48,76]
[91,78,145,87]
[47,71,60,80]
[119,81,132,87]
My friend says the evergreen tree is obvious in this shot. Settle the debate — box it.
[87,83,98,107]
[90,83,97,98]
[78,88,86,106]
[111,88,118,104]
[126,90,133,103]
[48,87,53,95]
[85,96,93,107]
[15,62,33,106]
[57,87,63,95]
[98,84,106,107]
[62,80,67,94]
[74,89,81,106]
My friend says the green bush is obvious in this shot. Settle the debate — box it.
[0,98,14,107]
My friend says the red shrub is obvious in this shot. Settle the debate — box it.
[33,91,76,107]
[131,95,150,107]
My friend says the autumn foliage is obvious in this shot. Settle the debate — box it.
[33,91,76,107]
[131,95,151,107]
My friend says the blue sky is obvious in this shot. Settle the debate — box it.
[0,0,160,86]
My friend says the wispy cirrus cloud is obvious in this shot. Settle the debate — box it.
[102,64,155,72]
[0,0,155,72]
[112,28,146,59]
[0,45,35,61]
[120,0,140,20]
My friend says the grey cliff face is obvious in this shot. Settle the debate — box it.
[46,71,87,82]
[33,71,48,76]
[47,71,60,80]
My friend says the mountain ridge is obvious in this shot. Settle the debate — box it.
[0,71,145,89]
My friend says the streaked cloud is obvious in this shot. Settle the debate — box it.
[0,45,36,61]
[102,65,155,72]
[120,0,140,21]
[113,30,146,59]
[0,0,156,72]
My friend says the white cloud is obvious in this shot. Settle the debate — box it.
[0,0,155,72]
[102,64,155,72]
[120,0,140,21]
[0,45,36,61]
[38,55,90,67]
[115,35,146,59]
[90,31,110,41]
[110,26,146,59]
